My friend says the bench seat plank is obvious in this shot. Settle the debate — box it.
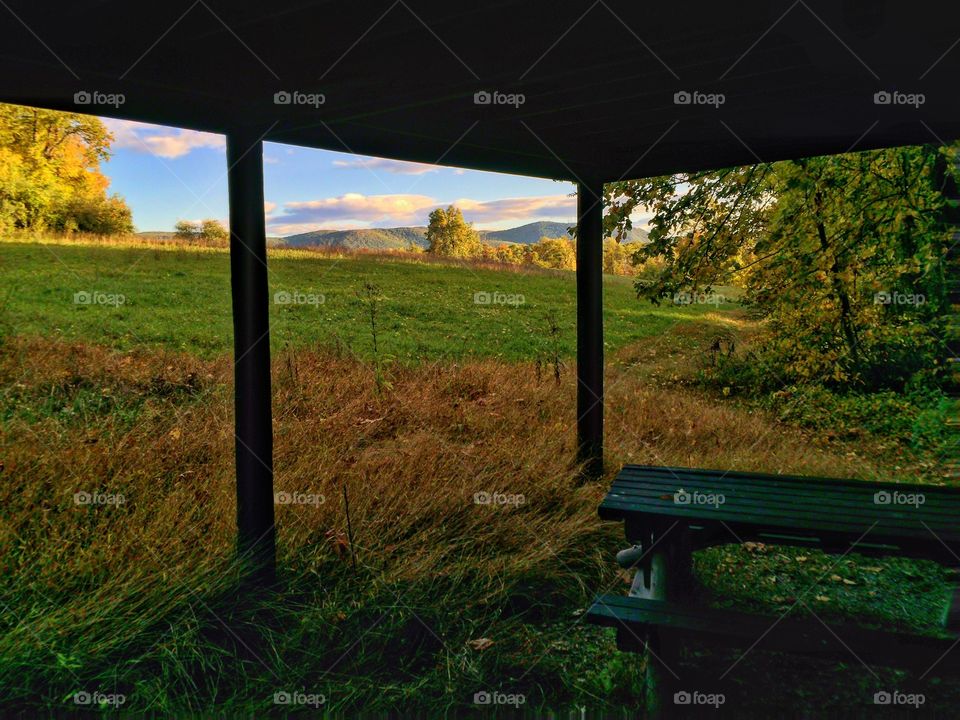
[586,594,959,670]
[600,465,960,560]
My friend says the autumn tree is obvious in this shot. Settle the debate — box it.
[175,219,228,244]
[425,205,482,258]
[604,143,955,390]
[174,219,200,240]
[0,103,132,233]
[527,237,575,269]
[200,219,228,244]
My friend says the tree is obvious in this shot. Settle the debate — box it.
[200,219,228,244]
[604,143,955,390]
[174,219,200,240]
[0,103,133,233]
[425,205,482,258]
[494,243,525,264]
[527,237,575,269]
[603,239,635,275]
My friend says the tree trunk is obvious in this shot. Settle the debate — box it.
[814,191,860,364]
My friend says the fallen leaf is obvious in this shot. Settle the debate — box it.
[467,638,494,651]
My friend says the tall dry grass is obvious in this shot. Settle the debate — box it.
[0,334,905,712]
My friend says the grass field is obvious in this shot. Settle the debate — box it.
[0,236,955,715]
[0,239,737,360]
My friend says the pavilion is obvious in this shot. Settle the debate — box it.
[2,0,958,577]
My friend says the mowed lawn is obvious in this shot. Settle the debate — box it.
[0,240,738,359]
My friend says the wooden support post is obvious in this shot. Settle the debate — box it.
[227,129,275,584]
[576,179,604,478]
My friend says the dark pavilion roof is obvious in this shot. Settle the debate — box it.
[2,0,959,181]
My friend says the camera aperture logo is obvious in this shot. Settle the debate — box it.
[673,488,724,509]
[73,691,126,707]
[474,90,525,108]
[74,90,125,108]
[874,690,924,708]
[873,90,924,108]
[273,90,325,108]
[74,290,126,307]
[274,290,324,307]
[273,690,325,708]
[474,491,525,507]
[674,90,725,108]
[74,491,125,506]
[274,491,325,507]
[873,490,924,508]
[873,290,925,306]
[673,291,726,306]
[474,690,525,707]
[474,291,524,307]
[674,690,725,708]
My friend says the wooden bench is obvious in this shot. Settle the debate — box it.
[586,465,960,707]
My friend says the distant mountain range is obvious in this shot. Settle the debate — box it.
[279,221,648,250]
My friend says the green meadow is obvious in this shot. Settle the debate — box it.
[0,240,737,360]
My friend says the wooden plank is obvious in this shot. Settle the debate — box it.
[598,506,960,560]
[619,465,960,494]
[613,470,960,508]
[587,594,959,669]
[615,468,960,509]
[599,498,959,539]
[603,484,960,527]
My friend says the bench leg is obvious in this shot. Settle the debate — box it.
[621,532,694,717]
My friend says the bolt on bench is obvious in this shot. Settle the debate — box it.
[586,465,960,704]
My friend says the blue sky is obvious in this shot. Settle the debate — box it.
[101,118,578,236]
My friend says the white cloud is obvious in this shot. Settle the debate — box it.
[453,195,575,222]
[331,157,442,175]
[102,118,225,159]
[264,201,277,215]
[278,193,437,226]
[266,192,577,235]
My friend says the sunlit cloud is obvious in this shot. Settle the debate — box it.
[266,192,578,235]
[279,193,436,225]
[331,157,444,175]
[102,118,224,159]
[454,195,575,222]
